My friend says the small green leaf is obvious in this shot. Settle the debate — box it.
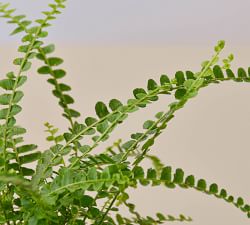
[156,213,166,221]
[38,66,51,74]
[0,105,22,120]
[227,195,234,203]
[19,152,41,164]
[96,120,109,133]
[27,26,40,34]
[160,74,170,85]
[21,61,31,72]
[59,83,71,91]
[79,145,90,154]
[183,79,194,89]
[173,168,184,184]
[236,197,244,207]
[219,189,227,198]
[6,72,15,79]
[47,57,63,66]
[18,45,29,53]
[213,65,224,78]
[155,111,164,119]
[0,94,11,105]
[10,105,22,116]
[11,26,24,35]
[238,68,247,78]
[27,52,37,59]
[13,15,26,21]
[95,102,109,118]
[21,167,35,176]
[133,88,147,99]
[21,20,32,27]
[214,40,225,52]
[42,44,55,54]
[88,167,97,180]
[209,183,218,194]
[122,140,136,150]
[147,79,158,90]
[226,69,235,78]
[185,175,195,187]
[22,34,33,42]
[109,99,123,111]
[72,122,86,134]
[142,138,154,150]
[66,108,80,118]
[17,76,27,87]
[143,120,155,129]
[85,117,98,126]
[175,88,186,100]
[147,168,157,179]
[0,91,24,105]
[17,144,37,154]
[38,31,48,38]
[9,126,26,136]
[36,53,45,60]
[131,132,144,140]
[52,90,60,98]
[63,95,74,104]
[53,69,66,79]
[186,71,195,79]
[133,166,144,179]
[13,58,23,66]
[160,167,172,182]
[197,179,207,191]
[81,195,94,208]
[175,71,185,85]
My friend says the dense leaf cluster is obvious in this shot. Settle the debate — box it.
[0,1,249,225]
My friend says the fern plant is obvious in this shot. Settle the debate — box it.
[0,1,249,224]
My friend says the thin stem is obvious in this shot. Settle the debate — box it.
[97,192,119,225]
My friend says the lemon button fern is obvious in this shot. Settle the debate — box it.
[0,1,249,225]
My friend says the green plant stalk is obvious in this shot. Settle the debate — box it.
[97,191,120,225]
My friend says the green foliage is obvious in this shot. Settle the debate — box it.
[0,1,249,225]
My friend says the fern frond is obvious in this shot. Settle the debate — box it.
[0,2,67,223]
[115,212,192,224]
[0,1,66,177]
[116,192,192,224]
[37,46,80,127]
[0,1,79,129]
[0,5,249,223]
[36,164,249,223]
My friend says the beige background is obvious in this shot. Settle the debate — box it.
[1,44,250,224]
